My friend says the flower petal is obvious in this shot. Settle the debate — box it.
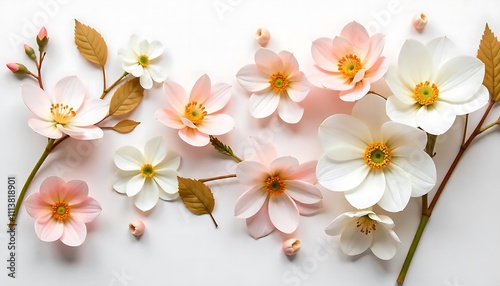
[178,127,210,147]
[382,121,427,151]
[325,213,351,237]
[164,81,189,114]
[340,21,370,57]
[24,192,50,219]
[155,109,185,129]
[452,85,489,115]
[270,156,299,177]
[279,50,299,77]
[363,33,385,68]
[436,56,485,102]
[114,146,144,171]
[295,201,323,216]
[234,186,267,218]
[190,74,211,103]
[126,174,146,197]
[339,219,371,256]
[159,190,179,201]
[35,219,64,242]
[70,197,101,223]
[416,101,456,135]
[133,179,160,211]
[147,65,167,83]
[144,137,167,166]
[351,92,389,138]
[287,161,317,184]
[61,180,89,205]
[277,95,304,124]
[365,56,389,83]
[386,96,420,127]
[254,48,283,75]
[339,80,370,102]
[384,67,416,105]
[53,76,85,109]
[113,171,135,194]
[398,40,432,86]
[319,114,372,151]
[204,83,232,113]
[236,64,270,93]
[140,70,153,89]
[287,72,310,102]
[377,165,412,212]
[60,217,87,246]
[71,99,108,126]
[391,147,436,197]
[246,198,275,239]
[39,176,65,204]
[370,225,399,260]
[196,114,234,135]
[426,37,457,72]
[268,194,299,233]
[155,150,181,172]
[147,40,164,59]
[248,90,280,118]
[28,118,62,139]
[21,83,52,120]
[154,169,179,195]
[57,125,103,140]
[236,161,268,186]
[344,170,385,209]
[317,156,368,192]
[285,180,322,204]
[311,37,337,71]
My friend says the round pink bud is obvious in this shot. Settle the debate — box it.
[256,28,271,47]
[282,238,301,256]
[38,27,48,40]
[129,220,145,237]
[412,13,428,32]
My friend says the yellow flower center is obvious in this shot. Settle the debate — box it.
[138,55,150,67]
[356,215,377,235]
[184,101,207,125]
[414,81,439,106]
[51,201,70,221]
[140,163,155,178]
[364,142,391,170]
[269,72,289,93]
[264,175,286,196]
[50,103,76,125]
[338,54,362,80]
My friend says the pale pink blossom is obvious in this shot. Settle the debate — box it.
[155,74,234,147]
[311,21,389,101]
[282,238,301,255]
[24,176,102,247]
[236,48,310,124]
[234,143,322,239]
[255,28,270,47]
[21,76,108,140]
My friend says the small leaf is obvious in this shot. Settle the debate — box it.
[109,78,144,116]
[113,119,140,133]
[210,135,242,162]
[477,23,500,101]
[74,20,108,67]
[178,177,218,228]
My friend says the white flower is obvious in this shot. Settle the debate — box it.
[316,95,436,212]
[118,35,167,89]
[21,76,108,140]
[113,137,180,211]
[385,37,489,135]
[325,209,400,260]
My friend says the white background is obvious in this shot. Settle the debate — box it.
[1,0,500,285]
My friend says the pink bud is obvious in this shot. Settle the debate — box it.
[38,27,47,41]
[282,238,301,256]
[129,220,145,237]
[256,28,271,47]
[412,13,428,32]
[6,63,19,73]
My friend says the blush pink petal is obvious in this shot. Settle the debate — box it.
[268,195,299,234]
[24,192,50,219]
[331,36,354,64]
[60,217,87,247]
[244,139,278,166]
[178,127,210,147]
[277,95,304,124]
[190,74,211,104]
[61,180,89,205]
[270,157,299,176]
[21,84,52,120]
[311,70,351,91]
[341,22,370,55]
[53,76,85,109]
[339,80,370,102]
[285,180,323,204]
[287,72,310,102]
[28,118,62,139]
[295,201,323,216]
[39,176,65,203]
[234,185,267,218]
[246,198,275,239]
[204,83,232,113]
[278,51,299,77]
[248,90,280,118]
[71,197,102,223]
[236,64,270,93]
[311,38,338,71]
[164,81,189,114]
[236,161,268,186]
[35,218,64,242]
[288,161,317,184]
[365,57,389,83]
[57,125,103,140]
[196,114,234,135]
[255,48,283,75]
[363,34,386,68]
[155,109,185,129]
[71,99,108,126]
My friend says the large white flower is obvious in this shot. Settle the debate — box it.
[21,76,108,140]
[113,137,180,211]
[385,37,489,135]
[316,95,436,212]
[325,209,400,260]
[118,35,167,89]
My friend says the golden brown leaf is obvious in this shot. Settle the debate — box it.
[477,23,500,101]
[113,119,140,133]
[178,177,218,227]
[109,78,144,116]
[74,19,108,67]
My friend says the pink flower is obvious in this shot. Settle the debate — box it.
[24,176,102,247]
[21,76,109,140]
[234,143,322,239]
[236,48,310,124]
[155,74,234,147]
[311,21,389,101]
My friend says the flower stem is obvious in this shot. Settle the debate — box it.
[35,51,45,90]
[100,72,129,99]
[199,174,237,183]
[397,100,495,284]
[368,90,386,100]
[8,138,55,229]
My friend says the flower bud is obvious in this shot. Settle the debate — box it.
[6,63,29,75]
[36,27,49,52]
[129,220,145,237]
[282,238,300,256]
[256,28,270,47]
[412,13,427,32]
[24,44,36,60]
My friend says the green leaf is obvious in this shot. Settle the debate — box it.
[177,177,218,228]
[74,19,108,67]
[109,78,144,116]
[477,23,500,101]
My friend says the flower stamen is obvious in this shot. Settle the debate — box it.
[356,215,377,235]
[184,101,207,125]
[140,163,155,178]
[414,81,439,106]
[269,72,289,93]
[50,103,76,125]
[364,142,391,170]
[265,175,286,196]
[51,202,70,221]
[138,55,150,67]
[338,54,362,80]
